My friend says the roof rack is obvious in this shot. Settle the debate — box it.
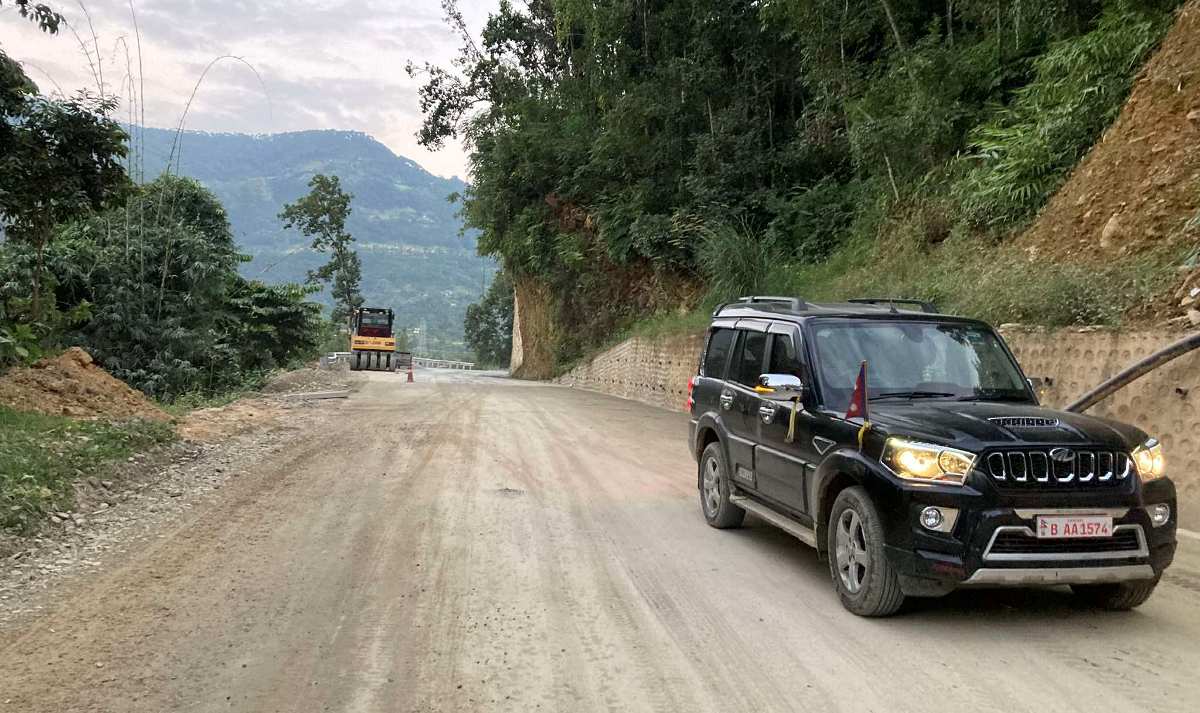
[846,297,938,314]
[714,295,809,316]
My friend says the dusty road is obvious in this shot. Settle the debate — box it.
[4,370,1200,712]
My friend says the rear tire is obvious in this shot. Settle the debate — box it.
[1071,578,1159,610]
[827,486,905,617]
[699,442,744,529]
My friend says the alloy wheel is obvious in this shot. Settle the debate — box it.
[702,456,722,516]
[835,509,870,594]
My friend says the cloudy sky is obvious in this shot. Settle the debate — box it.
[0,0,497,179]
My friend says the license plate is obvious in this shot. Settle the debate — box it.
[1036,515,1112,539]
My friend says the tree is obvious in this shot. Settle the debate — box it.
[278,174,363,325]
[0,91,129,321]
[463,270,513,367]
[1,1,62,33]
[33,175,323,397]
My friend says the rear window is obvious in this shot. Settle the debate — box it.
[702,328,735,378]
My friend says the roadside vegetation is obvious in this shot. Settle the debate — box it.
[0,406,175,532]
[1,7,351,401]
[0,4,365,530]
[464,269,515,368]
[421,0,1188,372]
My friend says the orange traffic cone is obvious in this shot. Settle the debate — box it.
[407,362,414,383]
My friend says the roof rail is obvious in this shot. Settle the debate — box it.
[846,297,937,314]
[734,295,808,310]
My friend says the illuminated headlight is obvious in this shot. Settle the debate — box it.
[882,438,976,485]
[1132,438,1166,480]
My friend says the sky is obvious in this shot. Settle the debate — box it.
[0,0,497,180]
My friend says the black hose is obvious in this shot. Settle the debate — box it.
[1066,331,1200,413]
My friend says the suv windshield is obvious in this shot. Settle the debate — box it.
[811,320,1031,411]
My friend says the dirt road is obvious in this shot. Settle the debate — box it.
[4,370,1200,712]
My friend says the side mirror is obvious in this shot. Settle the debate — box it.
[756,373,806,401]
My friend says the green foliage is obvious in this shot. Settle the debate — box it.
[416,1,1180,354]
[1,1,63,34]
[0,406,175,533]
[279,174,364,325]
[0,322,40,364]
[464,269,514,367]
[0,88,130,318]
[2,175,327,400]
[957,4,1172,226]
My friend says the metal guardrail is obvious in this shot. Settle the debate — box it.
[319,352,476,371]
[412,357,475,370]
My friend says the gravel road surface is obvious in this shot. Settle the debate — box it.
[3,369,1200,712]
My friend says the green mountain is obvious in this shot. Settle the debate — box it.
[136,127,492,356]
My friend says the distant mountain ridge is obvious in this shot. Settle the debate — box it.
[135,127,491,354]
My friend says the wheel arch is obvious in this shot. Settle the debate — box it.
[812,451,872,559]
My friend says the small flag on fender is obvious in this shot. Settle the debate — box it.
[845,361,871,449]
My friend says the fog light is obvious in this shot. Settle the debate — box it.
[920,507,945,530]
[1147,503,1171,527]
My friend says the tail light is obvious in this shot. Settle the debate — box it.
[686,375,697,411]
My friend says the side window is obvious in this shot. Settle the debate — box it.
[768,333,804,377]
[732,331,768,387]
[702,328,736,378]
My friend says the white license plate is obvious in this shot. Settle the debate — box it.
[1036,515,1113,539]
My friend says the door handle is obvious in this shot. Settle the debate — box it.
[758,404,777,423]
[719,393,734,410]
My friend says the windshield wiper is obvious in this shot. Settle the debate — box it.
[869,390,957,401]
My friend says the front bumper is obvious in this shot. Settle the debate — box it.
[878,478,1178,595]
[962,564,1156,586]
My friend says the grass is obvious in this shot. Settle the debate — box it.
[0,407,176,533]
[590,224,1187,368]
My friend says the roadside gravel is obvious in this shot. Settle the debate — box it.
[0,394,340,629]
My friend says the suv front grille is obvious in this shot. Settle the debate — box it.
[984,449,1131,487]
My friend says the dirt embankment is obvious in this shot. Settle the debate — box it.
[1018,0,1200,264]
[0,348,169,422]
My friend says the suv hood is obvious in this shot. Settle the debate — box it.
[867,401,1147,452]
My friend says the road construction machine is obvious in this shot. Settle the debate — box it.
[349,307,399,371]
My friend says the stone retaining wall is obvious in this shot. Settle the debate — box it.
[557,326,1200,527]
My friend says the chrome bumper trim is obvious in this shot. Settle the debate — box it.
[982,524,1148,562]
[963,565,1155,586]
[1012,507,1129,519]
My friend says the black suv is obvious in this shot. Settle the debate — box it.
[688,296,1177,616]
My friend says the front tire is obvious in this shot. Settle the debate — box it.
[699,442,744,529]
[1071,578,1159,610]
[827,486,905,617]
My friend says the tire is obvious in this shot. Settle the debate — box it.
[699,442,745,529]
[351,352,361,371]
[826,486,905,617]
[1071,578,1160,610]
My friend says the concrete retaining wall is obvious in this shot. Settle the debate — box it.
[557,326,1200,527]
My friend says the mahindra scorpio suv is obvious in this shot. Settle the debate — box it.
[687,296,1177,616]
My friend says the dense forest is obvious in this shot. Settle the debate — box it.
[416,0,1190,373]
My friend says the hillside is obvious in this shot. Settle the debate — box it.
[136,128,492,354]
[414,0,1191,377]
[1017,0,1200,262]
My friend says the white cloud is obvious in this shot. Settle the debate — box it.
[0,0,495,179]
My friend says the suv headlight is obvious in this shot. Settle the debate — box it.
[1132,438,1166,480]
[882,438,976,485]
